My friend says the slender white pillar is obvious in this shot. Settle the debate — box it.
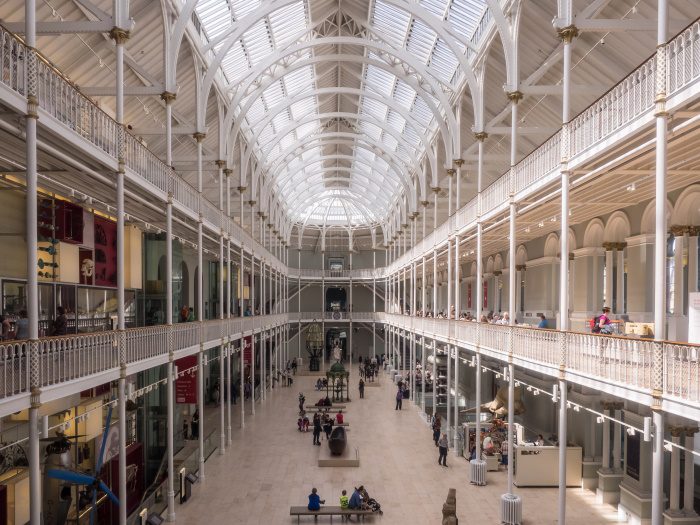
[115,24,128,525]
[432,340,437,418]
[652,3,668,524]
[453,345,459,455]
[25,5,41,522]
[433,250,438,317]
[373,249,376,357]
[446,344,452,440]
[218,166,225,456]
[250,255,255,416]
[165,196,175,521]
[195,132,206,482]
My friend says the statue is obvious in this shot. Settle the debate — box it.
[333,343,342,362]
[328,427,347,455]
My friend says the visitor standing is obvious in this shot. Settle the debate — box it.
[358,378,365,399]
[15,310,29,340]
[432,414,441,446]
[501,436,509,466]
[312,413,322,446]
[395,385,403,410]
[191,408,200,439]
[52,306,67,336]
[438,433,448,467]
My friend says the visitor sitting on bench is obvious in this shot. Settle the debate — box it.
[308,488,325,511]
[316,378,323,391]
[336,409,344,425]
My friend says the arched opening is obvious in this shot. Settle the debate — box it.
[325,287,347,312]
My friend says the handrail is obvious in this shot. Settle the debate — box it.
[382,313,700,409]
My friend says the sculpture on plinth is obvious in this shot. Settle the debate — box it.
[328,426,347,455]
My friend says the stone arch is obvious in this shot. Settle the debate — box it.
[604,211,632,242]
[544,233,559,258]
[486,256,495,274]
[671,184,700,226]
[515,245,528,266]
[493,253,504,272]
[470,262,477,277]
[641,199,674,234]
[583,218,605,247]
[568,228,578,252]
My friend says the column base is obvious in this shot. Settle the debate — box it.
[618,481,665,525]
[596,468,623,505]
[664,511,700,525]
[582,460,602,491]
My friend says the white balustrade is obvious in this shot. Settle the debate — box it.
[38,332,117,387]
[173,323,199,351]
[663,342,700,403]
[124,325,170,363]
[0,341,29,399]
[0,27,25,95]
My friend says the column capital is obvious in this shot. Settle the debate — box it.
[160,91,177,103]
[515,264,527,272]
[192,132,207,142]
[446,168,456,176]
[556,25,579,43]
[215,160,226,168]
[670,225,694,236]
[248,200,257,206]
[506,90,524,103]
[602,241,627,251]
[223,168,232,176]
[684,426,699,436]
[474,131,489,142]
[431,186,441,194]
[109,27,131,44]
[668,425,685,438]
[420,200,430,207]
[454,159,464,167]
[493,270,502,276]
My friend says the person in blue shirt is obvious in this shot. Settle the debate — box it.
[537,314,547,329]
[348,487,363,509]
[308,487,325,511]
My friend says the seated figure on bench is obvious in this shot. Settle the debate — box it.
[308,487,325,511]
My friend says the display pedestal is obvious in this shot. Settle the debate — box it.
[596,469,623,505]
[618,481,660,525]
[582,460,601,491]
[318,445,360,467]
[664,511,700,525]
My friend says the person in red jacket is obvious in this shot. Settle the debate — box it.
[336,410,344,424]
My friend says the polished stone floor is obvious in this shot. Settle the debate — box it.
[175,365,619,524]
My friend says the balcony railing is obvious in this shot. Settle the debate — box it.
[382,313,700,408]
[0,314,287,404]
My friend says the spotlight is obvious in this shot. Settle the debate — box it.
[596,416,604,424]
[627,427,635,436]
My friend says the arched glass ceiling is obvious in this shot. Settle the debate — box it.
[194,0,487,228]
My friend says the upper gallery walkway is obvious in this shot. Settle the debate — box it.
[175,365,619,525]
[380,313,700,423]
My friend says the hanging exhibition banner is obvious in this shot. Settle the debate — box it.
[175,355,197,404]
[243,335,253,365]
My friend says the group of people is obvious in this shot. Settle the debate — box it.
[302,409,344,444]
[358,355,379,381]
[308,485,382,516]
[1,308,68,340]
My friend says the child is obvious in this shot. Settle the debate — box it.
[339,490,349,521]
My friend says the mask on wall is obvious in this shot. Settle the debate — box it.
[80,258,94,278]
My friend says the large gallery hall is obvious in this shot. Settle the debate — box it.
[0,0,699,523]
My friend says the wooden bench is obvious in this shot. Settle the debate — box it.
[290,506,376,523]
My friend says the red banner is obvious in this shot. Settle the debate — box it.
[243,336,253,365]
[483,280,488,309]
[175,355,197,404]
[467,283,472,309]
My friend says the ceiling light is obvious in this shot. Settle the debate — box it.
[538,221,544,228]
[626,183,636,192]
[550,216,557,222]
[524,227,530,233]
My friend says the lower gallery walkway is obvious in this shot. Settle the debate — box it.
[178,366,619,524]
